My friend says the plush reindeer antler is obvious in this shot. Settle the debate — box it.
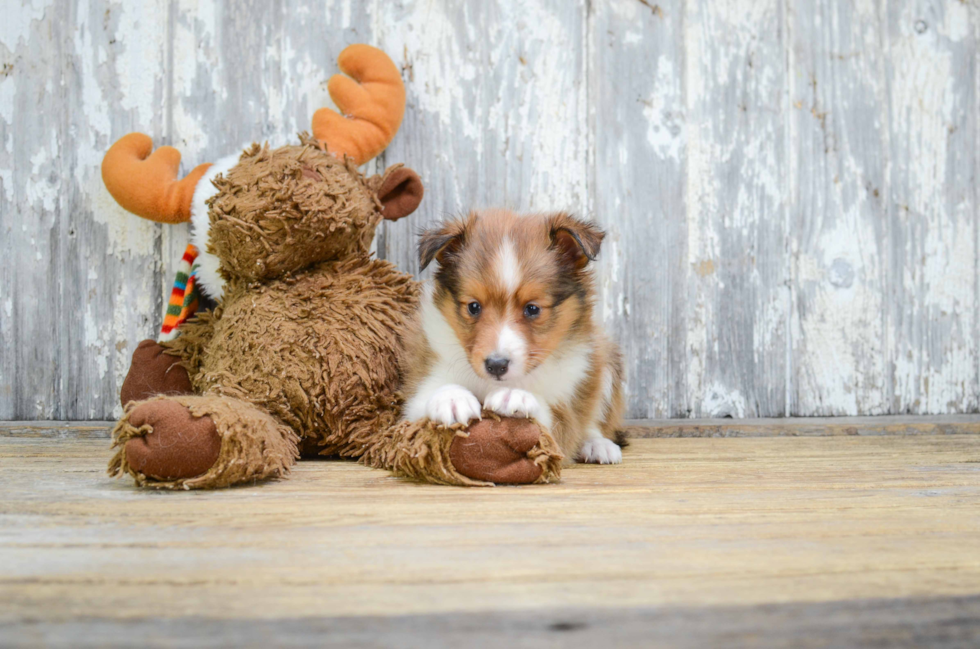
[103,45,402,220]
[312,44,406,166]
[101,133,212,223]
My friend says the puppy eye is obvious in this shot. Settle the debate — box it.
[523,303,541,319]
[467,301,482,316]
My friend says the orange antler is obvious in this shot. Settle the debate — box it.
[312,44,406,166]
[101,133,212,224]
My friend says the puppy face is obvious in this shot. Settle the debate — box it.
[419,210,604,382]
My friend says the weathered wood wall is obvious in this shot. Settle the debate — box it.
[1,0,976,421]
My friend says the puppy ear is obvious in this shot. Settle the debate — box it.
[418,219,467,270]
[548,212,605,270]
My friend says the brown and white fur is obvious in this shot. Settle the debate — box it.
[400,209,626,464]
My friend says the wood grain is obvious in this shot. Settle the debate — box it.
[684,0,789,417]
[790,0,891,415]
[0,0,169,421]
[1,1,978,420]
[4,597,980,648]
[620,413,980,437]
[885,0,977,414]
[591,0,688,418]
[1,435,979,644]
[6,414,980,439]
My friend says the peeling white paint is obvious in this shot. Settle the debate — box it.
[90,185,160,257]
[84,307,108,381]
[0,0,53,50]
[385,5,479,138]
[25,138,58,212]
[945,2,969,43]
[600,235,622,324]
[0,168,12,203]
[643,57,684,162]
[885,0,976,413]
[702,381,747,418]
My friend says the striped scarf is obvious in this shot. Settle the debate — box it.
[158,244,200,342]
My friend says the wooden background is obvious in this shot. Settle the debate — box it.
[0,0,977,421]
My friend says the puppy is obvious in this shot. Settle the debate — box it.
[400,209,626,464]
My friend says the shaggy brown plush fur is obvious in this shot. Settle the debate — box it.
[167,252,417,457]
[109,137,563,489]
[360,413,563,487]
[207,139,384,283]
[109,395,299,489]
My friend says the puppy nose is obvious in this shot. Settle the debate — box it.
[484,355,510,378]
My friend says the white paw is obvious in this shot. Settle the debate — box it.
[425,385,482,427]
[578,436,623,464]
[483,388,542,420]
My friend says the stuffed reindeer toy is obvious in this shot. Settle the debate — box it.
[102,45,563,489]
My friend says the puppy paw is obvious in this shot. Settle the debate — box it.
[578,436,623,464]
[483,388,542,420]
[426,385,482,427]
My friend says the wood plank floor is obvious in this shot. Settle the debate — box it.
[2,428,980,647]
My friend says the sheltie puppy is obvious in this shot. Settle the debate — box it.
[400,209,626,464]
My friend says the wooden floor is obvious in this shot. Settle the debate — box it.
[2,421,980,647]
